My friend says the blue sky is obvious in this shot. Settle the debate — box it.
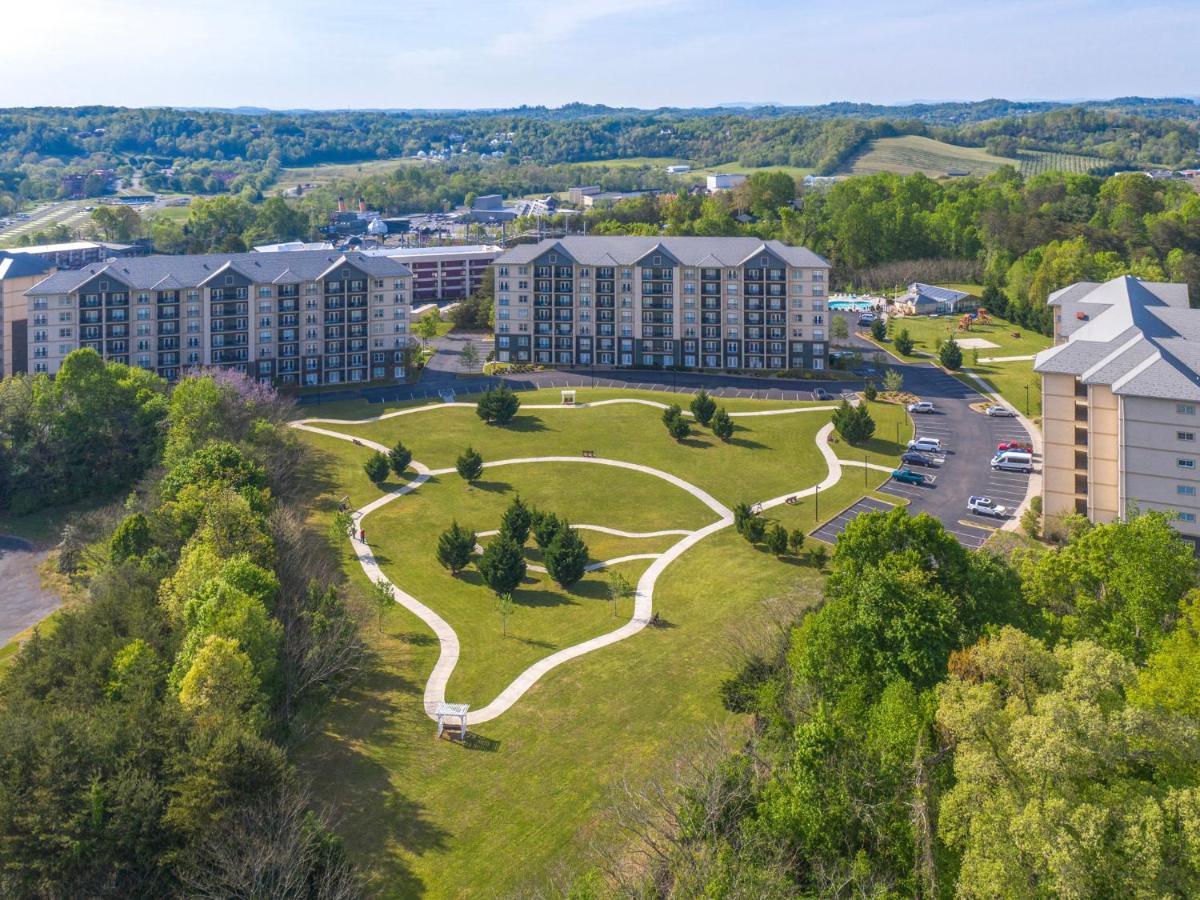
[5,0,1198,109]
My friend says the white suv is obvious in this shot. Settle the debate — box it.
[968,496,1008,518]
[907,437,943,453]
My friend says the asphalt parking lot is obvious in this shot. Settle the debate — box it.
[814,365,1036,550]
[812,496,898,544]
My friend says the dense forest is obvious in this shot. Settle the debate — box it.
[0,356,366,896]
[587,508,1200,897]
[0,98,1197,213]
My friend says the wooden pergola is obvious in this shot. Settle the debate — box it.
[436,702,469,741]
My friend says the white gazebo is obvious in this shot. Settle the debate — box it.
[436,702,469,741]
[561,389,576,406]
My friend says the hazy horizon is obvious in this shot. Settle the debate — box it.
[4,0,1197,110]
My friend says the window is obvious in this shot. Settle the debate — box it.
[1180,512,1197,523]
[1179,431,1196,442]
[1178,485,1197,497]
[1179,404,1196,416]
[1179,459,1196,469]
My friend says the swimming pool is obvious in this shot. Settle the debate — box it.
[828,297,878,311]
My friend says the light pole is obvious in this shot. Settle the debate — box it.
[815,482,820,523]
[1025,383,1030,416]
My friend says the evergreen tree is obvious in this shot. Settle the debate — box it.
[476,385,521,425]
[544,527,589,588]
[766,523,789,557]
[363,451,390,484]
[533,511,567,549]
[870,317,887,341]
[662,404,690,440]
[711,407,734,442]
[894,328,914,356]
[456,446,484,482]
[436,520,476,575]
[690,390,716,426]
[388,440,412,476]
[940,337,963,370]
[478,534,526,595]
[499,495,533,545]
[110,512,152,561]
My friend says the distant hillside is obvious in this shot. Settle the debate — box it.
[843,136,1114,178]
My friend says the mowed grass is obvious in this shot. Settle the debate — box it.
[831,398,912,470]
[292,388,866,894]
[274,157,425,193]
[320,394,832,508]
[845,136,1017,177]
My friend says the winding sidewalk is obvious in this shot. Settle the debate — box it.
[289,402,851,726]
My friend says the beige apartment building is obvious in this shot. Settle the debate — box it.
[23,249,413,386]
[0,253,53,377]
[1034,275,1200,538]
[491,237,831,371]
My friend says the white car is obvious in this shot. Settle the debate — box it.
[985,405,1016,417]
[968,496,1008,518]
[907,401,935,414]
[907,437,943,453]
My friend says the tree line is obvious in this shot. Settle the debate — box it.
[0,355,368,896]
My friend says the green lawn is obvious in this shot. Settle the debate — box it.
[292,387,890,895]
[832,399,912,469]
[843,136,1016,177]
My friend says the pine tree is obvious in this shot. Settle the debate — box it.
[456,446,484,482]
[766,523,789,557]
[533,511,566,549]
[940,337,963,370]
[388,440,412,476]
[478,534,526,595]
[690,390,716,426]
[436,520,476,575]
[711,407,734,442]
[363,451,390,484]
[544,527,589,588]
[499,495,533,545]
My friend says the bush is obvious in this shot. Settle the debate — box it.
[436,521,476,575]
[894,328,914,355]
[363,452,390,484]
[544,527,589,588]
[883,368,904,393]
[711,407,734,442]
[766,523,789,557]
[811,544,828,568]
[719,656,776,713]
[788,528,806,555]
[863,382,878,402]
[456,446,484,482]
[870,317,887,341]
[533,511,567,549]
[110,512,152,561]
[940,338,963,371]
[1021,495,1043,539]
[388,441,412,476]
[476,385,520,425]
[690,390,716,426]
[477,534,526,595]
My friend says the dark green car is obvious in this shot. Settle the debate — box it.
[891,467,926,485]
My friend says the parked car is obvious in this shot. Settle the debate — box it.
[891,467,926,485]
[813,388,831,401]
[858,313,876,326]
[992,450,1034,473]
[901,451,936,467]
[968,496,1008,518]
[907,401,935,414]
[985,405,1016,417]
[907,436,943,453]
[997,440,1033,453]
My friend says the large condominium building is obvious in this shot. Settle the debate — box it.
[361,245,501,303]
[0,252,53,377]
[1034,275,1200,539]
[24,249,412,387]
[491,237,831,371]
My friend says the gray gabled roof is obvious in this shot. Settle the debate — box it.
[25,249,412,296]
[0,252,52,281]
[495,237,829,268]
[1035,276,1200,401]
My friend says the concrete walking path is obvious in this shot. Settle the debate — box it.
[290,401,851,726]
[977,354,1037,363]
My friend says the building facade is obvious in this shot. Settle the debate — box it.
[24,250,412,387]
[0,253,53,377]
[492,237,831,371]
[1034,276,1200,539]
[362,245,501,304]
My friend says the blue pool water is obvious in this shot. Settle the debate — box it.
[828,298,877,311]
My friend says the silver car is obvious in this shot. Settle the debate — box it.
[985,405,1015,417]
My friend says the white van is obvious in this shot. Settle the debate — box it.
[908,437,943,453]
[991,450,1033,473]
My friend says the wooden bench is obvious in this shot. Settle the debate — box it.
[785,495,801,506]
[581,449,595,458]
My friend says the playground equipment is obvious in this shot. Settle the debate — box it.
[957,308,992,332]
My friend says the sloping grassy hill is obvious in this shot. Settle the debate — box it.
[843,136,1111,179]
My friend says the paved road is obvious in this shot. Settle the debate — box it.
[0,536,60,645]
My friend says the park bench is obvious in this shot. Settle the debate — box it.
[581,449,595,458]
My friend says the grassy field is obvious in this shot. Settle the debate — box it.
[573,157,813,179]
[844,136,1016,177]
[274,157,425,193]
[293,386,905,895]
[844,136,1112,180]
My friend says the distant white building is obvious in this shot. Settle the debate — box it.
[666,164,691,174]
[706,173,747,193]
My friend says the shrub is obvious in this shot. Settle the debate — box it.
[388,441,412,476]
[719,656,776,713]
[894,328,914,355]
[940,338,963,370]
[544,527,589,588]
[436,520,476,575]
[363,452,390,485]
[456,446,484,482]
[863,382,878,402]
[662,404,690,441]
[870,317,887,341]
[690,390,716,426]
[766,523,789,557]
[811,544,828,568]
[478,534,526,595]
[711,407,734,442]
[831,399,875,444]
[533,511,567,549]
[883,368,904,393]
[1021,495,1043,539]
[110,512,152,561]
[788,528,806,555]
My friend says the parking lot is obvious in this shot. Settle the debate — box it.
[814,365,1036,550]
[812,496,898,544]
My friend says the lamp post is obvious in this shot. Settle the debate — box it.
[1025,383,1030,416]
[815,482,820,522]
